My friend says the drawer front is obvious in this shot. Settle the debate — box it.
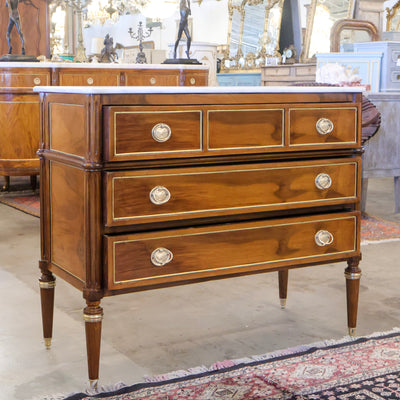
[104,106,202,161]
[207,108,284,151]
[105,213,359,291]
[125,72,179,86]
[59,72,120,86]
[182,72,208,86]
[105,159,359,226]
[289,107,358,147]
[0,72,50,88]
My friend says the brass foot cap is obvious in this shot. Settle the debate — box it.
[44,338,52,349]
[88,379,98,390]
[348,328,356,337]
[280,298,287,309]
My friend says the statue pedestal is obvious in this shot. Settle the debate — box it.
[0,54,39,62]
[168,42,218,86]
[163,58,201,65]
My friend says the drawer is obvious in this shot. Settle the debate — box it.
[104,159,359,226]
[104,106,202,161]
[207,108,284,151]
[59,71,120,86]
[289,107,358,147]
[105,212,359,291]
[181,72,208,86]
[0,72,50,88]
[125,72,179,86]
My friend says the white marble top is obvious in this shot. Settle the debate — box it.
[0,61,208,70]
[33,85,365,94]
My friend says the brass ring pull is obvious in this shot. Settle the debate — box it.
[150,77,156,85]
[152,123,172,142]
[87,77,94,85]
[149,186,171,205]
[315,230,334,246]
[33,77,41,85]
[151,247,173,266]
[315,173,332,190]
[316,118,334,135]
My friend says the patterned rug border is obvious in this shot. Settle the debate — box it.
[48,328,400,400]
[0,192,39,218]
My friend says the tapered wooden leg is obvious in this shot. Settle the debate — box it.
[2,176,10,191]
[345,256,362,337]
[278,269,289,309]
[30,175,37,192]
[84,301,103,389]
[39,265,56,349]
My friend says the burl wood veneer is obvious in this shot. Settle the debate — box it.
[36,86,363,387]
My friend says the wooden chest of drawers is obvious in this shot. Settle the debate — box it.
[35,86,363,386]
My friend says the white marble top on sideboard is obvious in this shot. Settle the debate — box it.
[0,62,208,70]
[33,85,364,95]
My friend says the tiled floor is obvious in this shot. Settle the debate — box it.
[1,177,399,400]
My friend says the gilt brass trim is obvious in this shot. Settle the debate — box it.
[110,161,358,222]
[83,313,103,323]
[112,110,203,157]
[0,72,50,89]
[112,215,358,285]
[48,102,86,159]
[49,161,85,284]
[288,107,358,146]
[344,271,362,280]
[206,108,284,151]
[44,338,52,348]
[59,73,119,86]
[39,280,56,289]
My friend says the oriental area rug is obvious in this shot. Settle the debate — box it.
[51,329,400,400]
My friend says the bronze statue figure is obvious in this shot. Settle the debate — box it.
[173,0,191,59]
[100,34,118,63]
[6,0,25,55]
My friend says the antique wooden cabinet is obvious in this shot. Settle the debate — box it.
[0,63,208,190]
[35,85,363,386]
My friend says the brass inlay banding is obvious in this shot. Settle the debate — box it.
[39,280,56,289]
[206,108,285,151]
[49,161,85,283]
[288,107,358,146]
[0,72,50,88]
[48,103,86,157]
[110,161,358,222]
[113,110,203,157]
[83,313,103,323]
[112,215,358,285]
[59,73,119,86]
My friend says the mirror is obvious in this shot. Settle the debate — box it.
[222,0,284,71]
[330,19,379,52]
[386,0,400,31]
[302,0,356,62]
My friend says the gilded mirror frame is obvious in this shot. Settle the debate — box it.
[301,0,357,62]
[221,0,284,72]
[386,0,400,31]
